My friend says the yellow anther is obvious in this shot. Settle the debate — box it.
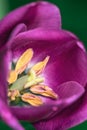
[31,56,50,75]
[8,70,17,84]
[8,90,20,101]
[30,85,58,99]
[8,49,33,84]
[21,93,43,106]
[15,48,33,74]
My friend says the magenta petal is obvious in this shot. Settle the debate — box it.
[44,40,87,87]
[34,85,87,130]
[11,28,77,59]
[0,98,24,130]
[10,81,84,122]
[11,105,55,122]
[0,23,27,101]
[12,28,87,86]
[43,81,85,118]
[0,47,11,102]
[0,1,61,47]
[7,23,27,48]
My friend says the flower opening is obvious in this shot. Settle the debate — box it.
[7,49,58,107]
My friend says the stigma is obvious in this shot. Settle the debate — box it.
[8,49,58,107]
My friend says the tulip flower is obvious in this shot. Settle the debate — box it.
[0,0,87,130]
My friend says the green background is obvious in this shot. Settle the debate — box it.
[0,0,87,129]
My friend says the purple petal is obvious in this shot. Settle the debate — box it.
[44,39,87,87]
[0,23,27,102]
[42,81,85,118]
[10,81,84,122]
[0,98,24,130]
[7,23,27,47]
[0,47,10,102]
[34,85,87,130]
[11,28,77,58]
[0,1,61,47]
[11,28,87,86]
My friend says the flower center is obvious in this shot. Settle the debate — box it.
[7,49,58,107]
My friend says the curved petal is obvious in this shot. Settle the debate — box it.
[44,40,87,87]
[0,1,61,47]
[0,98,24,130]
[0,23,27,101]
[11,28,87,86]
[0,47,10,102]
[11,28,77,58]
[41,81,85,119]
[10,81,84,122]
[6,23,27,48]
[34,85,87,130]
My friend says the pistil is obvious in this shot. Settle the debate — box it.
[24,77,44,89]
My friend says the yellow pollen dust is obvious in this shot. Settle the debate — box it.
[21,93,43,106]
[8,49,33,84]
[31,56,50,75]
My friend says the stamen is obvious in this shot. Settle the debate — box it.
[31,56,50,75]
[8,70,17,84]
[21,93,43,106]
[8,90,20,101]
[8,49,33,84]
[15,48,33,74]
[30,85,58,99]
